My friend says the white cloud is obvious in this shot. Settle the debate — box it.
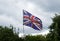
[0,14,21,26]
[19,29,49,37]
[31,29,49,35]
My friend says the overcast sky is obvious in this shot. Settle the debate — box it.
[0,0,60,36]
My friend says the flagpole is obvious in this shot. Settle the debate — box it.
[22,22,25,40]
[23,24,24,36]
[23,10,25,38]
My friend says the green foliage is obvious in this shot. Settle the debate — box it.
[25,35,46,41]
[46,14,60,41]
[0,26,21,41]
[0,26,46,41]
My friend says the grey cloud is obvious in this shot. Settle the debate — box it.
[0,0,23,22]
[28,0,60,12]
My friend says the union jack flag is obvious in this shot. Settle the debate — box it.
[23,10,42,30]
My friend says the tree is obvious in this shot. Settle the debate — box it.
[25,35,46,41]
[46,14,60,41]
[0,26,22,41]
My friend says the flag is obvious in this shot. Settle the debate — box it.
[23,10,42,30]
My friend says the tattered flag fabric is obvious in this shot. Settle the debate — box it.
[23,10,42,30]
